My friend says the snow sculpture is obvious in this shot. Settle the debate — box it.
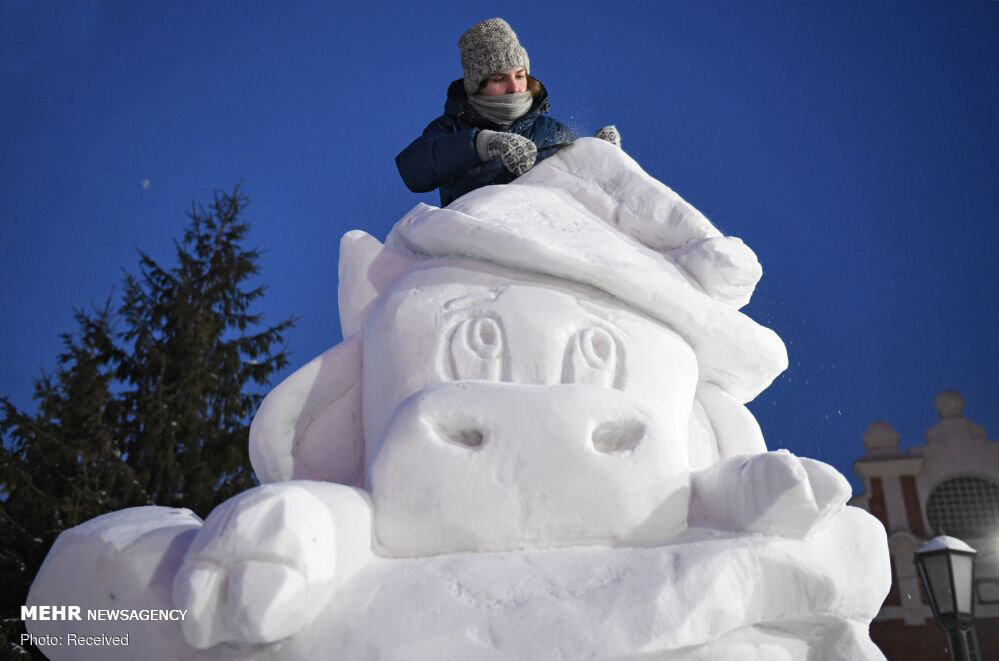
[27,139,890,660]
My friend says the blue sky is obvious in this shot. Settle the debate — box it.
[2,1,997,494]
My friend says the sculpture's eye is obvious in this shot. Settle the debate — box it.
[562,327,620,388]
[448,316,504,381]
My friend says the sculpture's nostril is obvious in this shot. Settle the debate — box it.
[591,420,645,454]
[435,423,485,449]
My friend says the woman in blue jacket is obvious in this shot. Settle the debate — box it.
[396,18,619,207]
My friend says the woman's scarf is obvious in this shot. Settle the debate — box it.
[468,91,534,127]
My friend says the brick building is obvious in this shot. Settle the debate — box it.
[850,391,999,660]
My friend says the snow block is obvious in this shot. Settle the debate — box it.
[27,136,886,660]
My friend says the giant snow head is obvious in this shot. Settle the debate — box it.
[249,139,788,557]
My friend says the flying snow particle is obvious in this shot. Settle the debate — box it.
[142,179,151,189]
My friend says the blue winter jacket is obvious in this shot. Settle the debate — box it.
[396,79,576,207]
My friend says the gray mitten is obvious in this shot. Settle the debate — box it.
[475,129,538,176]
[595,125,621,147]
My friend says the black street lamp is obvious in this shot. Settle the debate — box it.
[914,535,979,661]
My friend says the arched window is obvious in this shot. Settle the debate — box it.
[925,476,999,539]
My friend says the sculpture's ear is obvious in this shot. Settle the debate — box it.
[249,231,417,486]
[250,334,364,486]
[694,382,767,461]
[338,230,418,338]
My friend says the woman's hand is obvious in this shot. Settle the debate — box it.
[476,130,538,176]
[595,125,621,148]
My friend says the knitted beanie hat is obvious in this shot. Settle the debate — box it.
[458,18,530,96]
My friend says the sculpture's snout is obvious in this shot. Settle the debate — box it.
[387,381,652,459]
[369,382,689,555]
[429,411,647,454]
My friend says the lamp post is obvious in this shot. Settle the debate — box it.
[914,535,979,661]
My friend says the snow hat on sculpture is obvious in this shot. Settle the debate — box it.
[386,137,788,403]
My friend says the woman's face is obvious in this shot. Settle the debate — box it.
[479,67,528,96]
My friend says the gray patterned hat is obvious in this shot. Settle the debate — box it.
[458,18,530,96]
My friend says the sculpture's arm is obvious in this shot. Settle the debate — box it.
[173,481,372,649]
[688,450,851,539]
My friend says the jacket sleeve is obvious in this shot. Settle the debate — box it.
[395,118,482,193]
[533,117,577,163]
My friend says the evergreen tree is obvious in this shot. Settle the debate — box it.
[0,186,293,658]
[0,305,146,659]
[116,186,293,515]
